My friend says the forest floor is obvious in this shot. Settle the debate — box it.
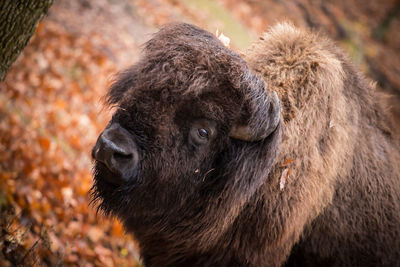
[0,0,399,266]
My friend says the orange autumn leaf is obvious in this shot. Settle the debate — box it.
[55,99,67,109]
[111,221,125,237]
[39,137,51,151]
[69,135,80,148]
[77,173,92,196]
[281,158,295,167]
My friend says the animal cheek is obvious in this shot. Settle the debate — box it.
[152,132,178,149]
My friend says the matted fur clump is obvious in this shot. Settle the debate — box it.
[91,22,400,266]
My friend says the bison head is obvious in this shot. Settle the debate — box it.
[91,23,281,251]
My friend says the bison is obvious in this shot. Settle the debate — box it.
[91,22,400,266]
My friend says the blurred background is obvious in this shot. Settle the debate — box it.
[0,0,399,266]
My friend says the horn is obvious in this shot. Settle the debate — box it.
[230,91,281,142]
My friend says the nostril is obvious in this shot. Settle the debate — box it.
[113,152,133,162]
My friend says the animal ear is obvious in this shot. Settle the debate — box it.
[106,65,138,105]
[229,75,281,142]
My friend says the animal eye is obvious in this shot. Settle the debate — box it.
[197,128,209,139]
[189,120,216,146]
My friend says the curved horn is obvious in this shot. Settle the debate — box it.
[230,91,281,142]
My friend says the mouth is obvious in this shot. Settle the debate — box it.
[93,161,122,185]
[92,159,141,186]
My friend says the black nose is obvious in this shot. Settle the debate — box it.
[92,123,139,184]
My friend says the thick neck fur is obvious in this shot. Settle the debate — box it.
[243,23,400,266]
[241,23,354,265]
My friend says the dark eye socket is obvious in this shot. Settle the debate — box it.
[197,128,209,139]
[189,120,216,146]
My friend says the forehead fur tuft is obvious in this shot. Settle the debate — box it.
[139,23,249,95]
[106,23,265,106]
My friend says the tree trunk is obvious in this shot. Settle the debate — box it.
[0,0,53,82]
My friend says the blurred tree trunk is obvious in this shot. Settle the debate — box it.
[0,0,53,82]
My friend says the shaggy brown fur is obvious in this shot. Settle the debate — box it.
[246,22,400,266]
[91,22,400,266]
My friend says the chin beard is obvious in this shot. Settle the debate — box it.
[90,162,135,217]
